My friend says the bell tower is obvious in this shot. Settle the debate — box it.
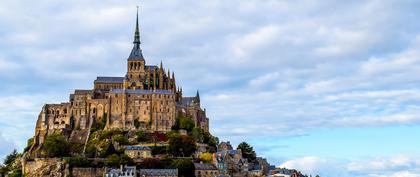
[126,6,146,89]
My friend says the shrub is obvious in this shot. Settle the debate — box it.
[64,156,93,167]
[23,138,34,152]
[112,134,129,145]
[105,154,120,167]
[168,135,197,157]
[151,146,167,155]
[199,152,213,163]
[136,131,151,142]
[43,134,69,157]
[138,158,162,169]
[171,158,195,177]
[172,115,194,132]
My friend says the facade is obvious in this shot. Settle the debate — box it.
[138,169,178,177]
[217,141,233,151]
[194,163,219,177]
[124,146,152,159]
[105,166,137,177]
[28,10,209,157]
[215,149,249,177]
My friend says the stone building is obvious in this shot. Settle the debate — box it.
[28,9,209,157]
[124,146,152,159]
[194,162,219,177]
[215,149,249,177]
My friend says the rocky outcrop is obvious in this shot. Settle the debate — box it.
[23,158,69,177]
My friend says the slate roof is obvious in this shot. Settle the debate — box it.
[139,169,178,175]
[180,97,197,106]
[125,145,151,151]
[94,77,124,84]
[128,44,145,61]
[110,89,174,95]
[145,65,158,70]
[194,163,218,170]
[74,89,93,94]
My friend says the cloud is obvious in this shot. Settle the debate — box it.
[230,25,281,60]
[280,155,420,177]
[1,0,420,172]
[0,131,16,164]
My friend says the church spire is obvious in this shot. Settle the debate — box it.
[128,6,144,61]
[133,6,140,45]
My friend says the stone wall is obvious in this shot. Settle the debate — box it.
[72,167,105,177]
[23,158,68,177]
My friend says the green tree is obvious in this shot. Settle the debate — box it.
[104,154,133,167]
[191,127,204,143]
[3,149,19,166]
[171,159,195,177]
[136,130,151,142]
[105,154,120,167]
[100,142,117,158]
[112,134,129,145]
[23,138,34,152]
[64,156,93,167]
[44,134,69,157]
[168,135,197,157]
[172,115,195,132]
[237,142,256,163]
[84,143,97,158]
[119,154,134,165]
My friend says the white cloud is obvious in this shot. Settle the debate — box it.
[1,0,420,173]
[248,72,280,88]
[230,25,281,60]
[280,155,420,177]
[0,131,16,164]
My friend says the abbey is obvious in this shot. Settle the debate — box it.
[29,10,209,154]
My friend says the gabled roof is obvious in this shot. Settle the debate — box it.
[110,89,174,95]
[125,145,151,151]
[145,65,158,70]
[94,77,124,84]
[194,163,218,170]
[139,169,178,175]
[74,89,93,94]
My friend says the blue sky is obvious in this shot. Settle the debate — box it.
[1,0,420,176]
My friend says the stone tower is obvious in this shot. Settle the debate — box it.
[126,7,146,89]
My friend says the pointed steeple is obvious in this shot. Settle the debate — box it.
[134,6,140,44]
[128,6,144,61]
[195,90,200,104]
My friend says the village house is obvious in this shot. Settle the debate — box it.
[124,145,152,159]
[194,162,219,177]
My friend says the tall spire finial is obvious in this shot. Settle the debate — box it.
[128,6,144,61]
[134,5,140,45]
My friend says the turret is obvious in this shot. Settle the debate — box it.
[195,90,200,105]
